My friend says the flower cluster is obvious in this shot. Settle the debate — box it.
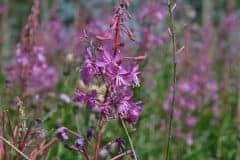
[136,1,168,55]
[5,0,58,95]
[74,0,143,124]
[41,17,67,54]
[56,1,143,159]
[6,45,58,95]
[56,127,91,150]
[220,12,238,33]
[56,126,128,158]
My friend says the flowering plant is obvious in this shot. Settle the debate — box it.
[56,0,144,159]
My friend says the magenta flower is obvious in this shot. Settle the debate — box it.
[75,137,85,149]
[5,44,58,95]
[41,18,67,54]
[73,89,98,108]
[96,48,121,68]
[5,0,59,96]
[56,127,68,142]
[57,1,142,159]
[72,1,143,125]
[81,48,98,85]
[185,116,198,127]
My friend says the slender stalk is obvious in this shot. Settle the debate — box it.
[113,16,120,56]
[93,114,104,160]
[110,149,133,160]
[81,148,90,160]
[0,135,31,160]
[237,66,240,156]
[165,0,177,160]
[120,118,138,160]
[31,138,58,159]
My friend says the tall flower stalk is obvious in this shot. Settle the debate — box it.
[165,0,177,159]
[5,0,58,97]
[57,0,143,159]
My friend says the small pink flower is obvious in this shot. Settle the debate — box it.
[186,116,198,127]
[177,81,191,92]
[186,133,194,145]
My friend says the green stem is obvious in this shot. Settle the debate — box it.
[166,0,177,160]
[0,135,31,160]
[120,118,138,160]
[237,60,240,159]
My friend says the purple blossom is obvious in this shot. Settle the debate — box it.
[117,102,129,117]
[73,89,86,103]
[41,18,67,54]
[128,65,140,86]
[81,48,98,85]
[56,127,68,141]
[206,80,218,91]
[96,48,121,68]
[177,81,191,92]
[73,89,99,109]
[221,12,238,32]
[137,1,166,24]
[5,44,59,95]
[126,103,141,123]
[75,137,85,149]
[107,65,130,87]
[81,62,95,86]
[185,116,198,128]
[95,48,141,87]
[136,1,168,55]
[60,93,71,103]
[186,133,193,145]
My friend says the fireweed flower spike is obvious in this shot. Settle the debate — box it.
[74,0,143,123]
[5,0,58,96]
[57,0,143,159]
[136,1,168,55]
